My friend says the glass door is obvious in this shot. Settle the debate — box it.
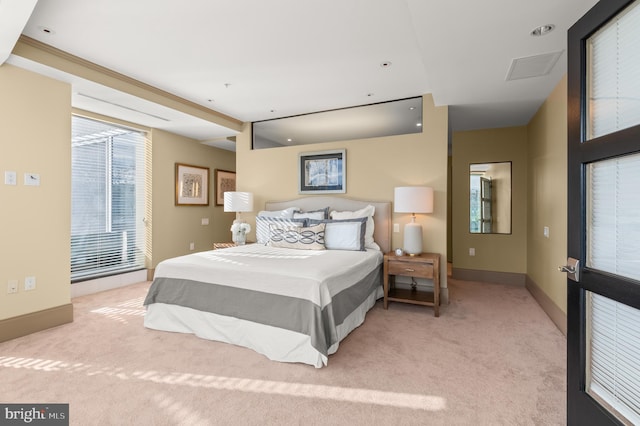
[567,0,640,424]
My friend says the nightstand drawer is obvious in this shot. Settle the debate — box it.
[388,260,434,279]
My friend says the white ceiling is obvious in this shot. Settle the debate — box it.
[2,0,599,149]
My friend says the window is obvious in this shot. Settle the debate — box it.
[70,115,149,281]
[252,97,423,149]
[587,0,640,140]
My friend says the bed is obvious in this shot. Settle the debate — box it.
[144,197,391,368]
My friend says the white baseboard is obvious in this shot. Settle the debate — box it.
[71,270,148,298]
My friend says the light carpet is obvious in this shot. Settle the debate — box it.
[0,278,566,425]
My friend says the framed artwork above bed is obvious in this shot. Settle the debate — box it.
[298,149,346,194]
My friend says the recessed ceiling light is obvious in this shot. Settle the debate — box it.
[380,61,392,68]
[416,123,422,127]
[287,138,292,142]
[409,106,416,111]
[531,24,555,37]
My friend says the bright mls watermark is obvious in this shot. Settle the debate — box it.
[1,404,68,425]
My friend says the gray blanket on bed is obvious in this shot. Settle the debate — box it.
[144,266,382,356]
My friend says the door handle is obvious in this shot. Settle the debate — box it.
[558,257,580,282]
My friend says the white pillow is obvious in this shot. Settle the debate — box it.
[255,216,306,244]
[257,207,299,218]
[268,223,326,250]
[307,218,366,251]
[330,205,379,250]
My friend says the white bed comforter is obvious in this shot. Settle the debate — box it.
[144,244,383,367]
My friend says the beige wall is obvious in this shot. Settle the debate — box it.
[0,64,72,320]
[236,94,450,294]
[526,76,568,314]
[452,126,528,274]
[151,129,236,267]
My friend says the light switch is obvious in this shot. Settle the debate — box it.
[25,276,36,291]
[4,171,17,185]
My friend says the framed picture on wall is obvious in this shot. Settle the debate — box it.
[298,149,346,194]
[175,163,209,206]
[215,169,236,206]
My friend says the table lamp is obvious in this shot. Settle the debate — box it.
[394,186,434,255]
[224,192,254,244]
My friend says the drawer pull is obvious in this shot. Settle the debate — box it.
[405,268,415,272]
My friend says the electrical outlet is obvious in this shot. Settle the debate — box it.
[25,276,36,291]
[201,218,209,225]
[543,226,550,238]
[469,248,476,256]
[7,280,18,294]
[189,242,195,250]
[393,223,400,233]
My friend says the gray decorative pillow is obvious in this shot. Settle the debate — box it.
[268,223,326,250]
[307,217,367,251]
[293,207,330,221]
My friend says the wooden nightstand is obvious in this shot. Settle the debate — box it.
[213,242,236,250]
[213,242,254,250]
[383,252,441,317]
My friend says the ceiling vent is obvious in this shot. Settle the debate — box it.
[505,51,563,81]
[76,93,170,121]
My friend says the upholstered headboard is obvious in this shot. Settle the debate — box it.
[265,196,392,253]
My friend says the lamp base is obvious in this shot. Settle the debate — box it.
[403,222,423,256]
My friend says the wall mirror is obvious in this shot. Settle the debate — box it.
[469,162,512,234]
[252,97,423,149]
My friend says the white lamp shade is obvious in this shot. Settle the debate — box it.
[224,192,254,212]
[394,186,434,213]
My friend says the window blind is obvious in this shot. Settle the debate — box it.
[71,115,148,281]
[588,292,640,425]
[587,153,640,281]
[588,0,640,140]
